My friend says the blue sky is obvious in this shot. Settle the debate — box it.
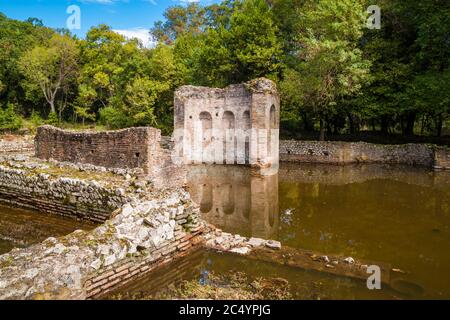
[0,0,216,47]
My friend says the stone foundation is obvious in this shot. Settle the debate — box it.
[0,165,130,223]
[0,188,203,299]
[35,126,161,173]
[0,135,34,154]
[280,140,435,167]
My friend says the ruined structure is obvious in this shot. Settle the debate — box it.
[35,126,161,174]
[173,78,280,175]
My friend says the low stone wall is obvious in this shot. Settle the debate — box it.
[0,136,34,154]
[0,165,129,223]
[35,126,161,173]
[0,188,203,300]
[280,140,435,167]
[434,146,450,170]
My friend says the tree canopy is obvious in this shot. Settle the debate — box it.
[0,0,448,139]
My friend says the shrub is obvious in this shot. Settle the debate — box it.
[99,106,130,129]
[46,111,58,126]
[0,103,23,131]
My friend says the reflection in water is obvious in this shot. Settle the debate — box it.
[112,163,450,300]
[186,163,450,299]
[187,165,279,239]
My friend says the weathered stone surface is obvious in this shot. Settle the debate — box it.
[0,187,202,300]
[35,126,161,174]
[0,135,34,154]
[280,140,436,167]
[173,78,280,174]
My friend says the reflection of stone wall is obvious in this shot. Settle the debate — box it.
[187,165,279,239]
[174,78,280,173]
[35,126,161,173]
[280,140,435,167]
[279,162,450,190]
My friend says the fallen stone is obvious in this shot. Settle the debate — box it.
[265,240,281,250]
[230,247,250,255]
[344,257,355,264]
[247,237,265,247]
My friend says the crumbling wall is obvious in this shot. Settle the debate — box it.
[173,78,280,172]
[0,165,129,223]
[35,126,161,173]
[0,189,203,300]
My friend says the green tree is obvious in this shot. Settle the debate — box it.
[280,0,371,140]
[18,33,78,120]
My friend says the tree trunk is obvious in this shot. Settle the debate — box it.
[380,117,389,135]
[50,100,56,113]
[403,112,416,136]
[319,119,325,141]
[436,114,443,137]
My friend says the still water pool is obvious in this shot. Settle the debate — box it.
[0,205,94,255]
[111,163,450,299]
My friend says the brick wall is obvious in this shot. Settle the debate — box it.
[85,229,204,298]
[35,126,161,173]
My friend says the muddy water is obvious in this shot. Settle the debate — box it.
[0,205,94,255]
[111,163,450,299]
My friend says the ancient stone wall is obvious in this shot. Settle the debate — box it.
[280,140,435,167]
[35,126,161,173]
[173,78,280,174]
[0,136,34,154]
[0,165,129,223]
[0,189,203,299]
[434,147,450,170]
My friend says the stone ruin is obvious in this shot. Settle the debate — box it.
[173,78,280,175]
[35,125,161,174]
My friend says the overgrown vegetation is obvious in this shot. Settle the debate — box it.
[111,271,293,300]
[0,0,449,139]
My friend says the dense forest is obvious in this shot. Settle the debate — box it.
[0,0,449,141]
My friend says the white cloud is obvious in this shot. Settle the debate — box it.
[113,28,156,48]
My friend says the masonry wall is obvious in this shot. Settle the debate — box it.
[434,147,450,170]
[173,78,280,171]
[0,136,34,153]
[0,165,129,223]
[86,228,204,298]
[0,185,204,300]
[280,140,436,167]
[35,126,161,173]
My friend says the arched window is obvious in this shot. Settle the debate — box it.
[199,111,213,164]
[222,111,236,164]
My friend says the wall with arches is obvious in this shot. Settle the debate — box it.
[173,78,280,174]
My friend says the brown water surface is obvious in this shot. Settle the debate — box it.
[0,205,94,255]
[111,163,450,299]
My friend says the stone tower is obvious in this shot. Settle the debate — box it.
[173,78,280,175]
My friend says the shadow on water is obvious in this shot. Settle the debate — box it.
[112,163,450,299]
